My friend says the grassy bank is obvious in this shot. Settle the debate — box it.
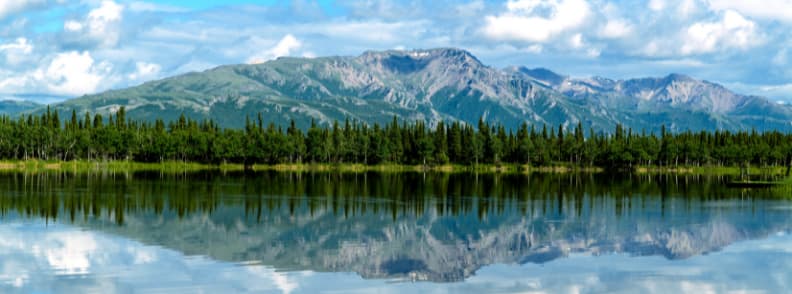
[0,160,787,176]
[253,163,527,173]
[251,163,603,173]
[0,161,599,174]
[635,165,787,176]
[0,160,244,173]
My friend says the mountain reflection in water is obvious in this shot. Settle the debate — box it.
[0,171,789,283]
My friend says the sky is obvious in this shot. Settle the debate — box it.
[1,0,791,103]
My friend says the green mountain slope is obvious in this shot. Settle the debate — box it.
[0,100,40,115]
[43,48,792,132]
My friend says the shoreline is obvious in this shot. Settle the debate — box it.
[0,160,785,176]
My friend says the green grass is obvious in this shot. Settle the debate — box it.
[251,163,605,173]
[253,163,520,173]
[0,160,244,173]
[0,160,788,176]
[636,165,787,176]
[0,161,593,174]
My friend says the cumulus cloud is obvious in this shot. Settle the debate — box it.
[482,0,591,43]
[648,0,699,16]
[638,9,760,57]
[0,38,34,66]
[247,34,303,64]
[649,0,666,11]
[0,51,112,97]
[678,0,699,17]
[0,0,47,20]
[569,33,585,48]
[127,61,161,81]
[681,10,759,55]
[599,19,634,39]
[708,0,792,22]
[62,0,124,48]
[40,51,112,96]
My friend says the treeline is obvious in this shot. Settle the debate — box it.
[2,107,791,169]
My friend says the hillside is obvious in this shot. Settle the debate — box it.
[42,48,792,132]
[0,100,40,116]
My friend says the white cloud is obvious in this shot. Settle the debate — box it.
[649,0,666,11]
[752,83,792,101]
[247,34,303,64]
[641,41,662,56]
[0,0,47,20]
[89,1,123,23]
[600,19,633,39]
[0,50,118,96]
[525,44,543,53]
[127,1,187,13]
[708,0,792,22]
[681,10,759,55]
[569,33,584,48]
[127,61,161,81]
[0,38,33,66]
[482,0,591,43]
[64,20,83,32]
[42,51,111,96]
[316,20,428,43]
[678,0,699,17]
[649,0,699,16]
[270,35,302,58]
[652,58,707,67]
[723,82,792,101]
[63,0,124,48]
[759,83,792,93]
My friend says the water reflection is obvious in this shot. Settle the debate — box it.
[0,219,316,293]
[0,172,789,284]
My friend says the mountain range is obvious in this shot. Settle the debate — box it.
[18,48,792,132]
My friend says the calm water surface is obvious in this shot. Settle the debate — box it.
[0,172,790,293]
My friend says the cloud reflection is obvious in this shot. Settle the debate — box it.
[0,219,301,293]
[0,218,790,293]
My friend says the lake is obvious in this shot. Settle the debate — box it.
[0,171,790,293]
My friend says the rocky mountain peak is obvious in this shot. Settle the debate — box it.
[664,73,695,82]
[430,48,482,64]
[357,48,483,74]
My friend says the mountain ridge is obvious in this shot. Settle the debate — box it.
[36,48,792,132]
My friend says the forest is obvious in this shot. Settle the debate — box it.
[1,106,789,169]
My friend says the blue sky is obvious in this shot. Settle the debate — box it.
[1,0,791,102]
